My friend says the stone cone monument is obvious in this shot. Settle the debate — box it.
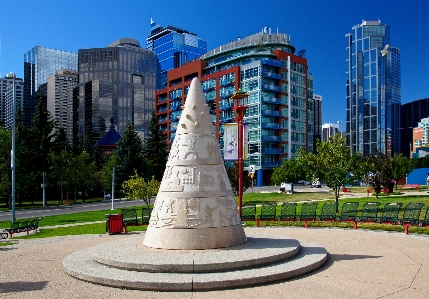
[143,78,246,249]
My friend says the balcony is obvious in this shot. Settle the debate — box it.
[261,84,281,92]
[262,109,282,117]
[261,148,283,154]
[157,106,168,113]
[261,59,282,68]
[219,101,232,111]
[220,116,233,123]
[261,97,282,105]
[220,78,232,87]
[220,90,234,99]
[261,161,282,168]
[262,71,281,80]
[158,116,168,123]
[261,135,282,142]
[157,95,168,102]
[170,101,182,111]
[262,122,282,129]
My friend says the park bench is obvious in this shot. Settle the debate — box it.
[359,202,380,223]
[241,204,257,222]
[3,218,42,238]
[142,207,152,224]
[367,187,389,197]
[122,208,140,233]
[342,187,352,194]
[400,203,424,233]
[256,203,277,226]
[319,202,336,222]
[279,202,297,221]
[400,184,420,192]
[420,208,429,227]
[379,202,403,224]
[299,202,318,228]
[339,202,359,223]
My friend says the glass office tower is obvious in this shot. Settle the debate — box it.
[24,47,78,127]
[147,19,207,89]
[78,38,157,145]
[346,20,401,155]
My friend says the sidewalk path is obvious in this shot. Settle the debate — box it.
[1,227,429,298]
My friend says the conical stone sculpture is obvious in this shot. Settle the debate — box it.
[144,78,246,250]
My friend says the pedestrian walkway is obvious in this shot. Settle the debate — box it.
[1,227,429,298]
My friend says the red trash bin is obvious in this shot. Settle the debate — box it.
[106,214,123,235]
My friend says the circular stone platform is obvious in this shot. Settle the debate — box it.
[63,231,327,291]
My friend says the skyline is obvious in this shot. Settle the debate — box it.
[1,0,428,126]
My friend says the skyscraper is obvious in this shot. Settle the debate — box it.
[47,69,78,141]
[1,76,24,128]
[346,20,401,155]
[147,19,207,89]
[312,94,322,147]
[78,38,157,144]
[24,46,78,127]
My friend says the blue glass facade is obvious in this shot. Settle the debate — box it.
[346,20,401,155]
[147,20,207,89]
[23,46,78,127]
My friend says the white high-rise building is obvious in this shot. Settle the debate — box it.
[1,76,24,128]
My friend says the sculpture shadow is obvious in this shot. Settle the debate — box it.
[0,281,49,293]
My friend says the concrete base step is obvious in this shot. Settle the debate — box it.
[63,232,327,291]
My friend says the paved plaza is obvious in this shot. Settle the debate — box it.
[1,226,429,298]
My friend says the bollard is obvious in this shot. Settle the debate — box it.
[353,221,358,229]
[304,221,308,228]
[256,219,260,227]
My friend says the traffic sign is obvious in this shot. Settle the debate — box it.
[249,165,255,174]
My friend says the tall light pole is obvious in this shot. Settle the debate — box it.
[6,72,16,223]
[231,89,249,219]
[111,166,115,210]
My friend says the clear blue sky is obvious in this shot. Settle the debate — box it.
[1,0,428,126]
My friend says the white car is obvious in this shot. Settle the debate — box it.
[311,179,321,188]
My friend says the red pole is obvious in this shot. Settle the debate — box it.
[238,113,244,220]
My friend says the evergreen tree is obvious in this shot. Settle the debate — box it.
[143,111,168,181]
[32,91,55,174]
[52,127,70,154]
[114,122,146,187]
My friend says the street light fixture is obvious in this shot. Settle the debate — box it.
[6,72,16,223]
[230,89,249,219]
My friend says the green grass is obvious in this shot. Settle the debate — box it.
[0,241,18,247]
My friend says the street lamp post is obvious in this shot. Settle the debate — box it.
[111,166,115,210]
[231,89,249,219]
[6,72,16,223]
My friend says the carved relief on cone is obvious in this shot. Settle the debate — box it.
[143,78,246,250]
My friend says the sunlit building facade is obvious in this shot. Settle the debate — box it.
[155,28,314,186]
[1,76,24,128]
[77,38,157,145]
[346,20,401,155]
[24,46,78,127]
[47,69,78,141]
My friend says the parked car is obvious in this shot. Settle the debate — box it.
[297,180,311,185]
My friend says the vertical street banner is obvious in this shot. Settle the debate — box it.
[223,123,238,160]
[243,123,249,161]
[223,123,249,161]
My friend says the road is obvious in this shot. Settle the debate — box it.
[0,184,329,222]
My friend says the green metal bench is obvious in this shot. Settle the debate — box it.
[359,202,380,223]
[420,208,429,227]
[122,208,141,233]
[279,202,297,221]
[319,202,336,222]
[299,202,318,228]
[142,207,152,224]
[400,203,424,226]
[379,202,403,224]
[339,202,359,222]
[241,204,257,222]
[257,203,277,226]
[4,220,30,237]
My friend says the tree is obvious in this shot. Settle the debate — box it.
[143,111,168,181]
[391,154,415,190]
[0,127,11,206]
[361,151,393,199]
[48,149,72,203]
[114,122,147,187]
[32,92,55,175]
[226,162,252,196]
[67,152,98,202]
[271,158,306,185]
[297,135,363,212]
[122,171,160,208]
[52,127,70,154]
